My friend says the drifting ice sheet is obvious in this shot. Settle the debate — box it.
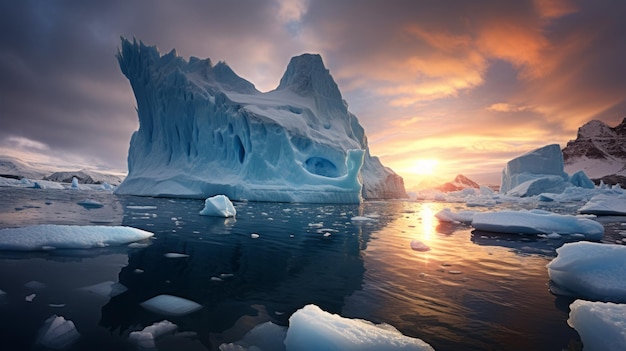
[0,225,154,251]
[199,195,236,217]
[471,210,604,240]
[140,294,203,316]
[579,194,626,215]
[284,304,434,351]
[567,300,626,351]
[547,242,626,302]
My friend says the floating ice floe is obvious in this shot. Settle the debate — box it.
[127,205,158,210]
[129,320,178,349]
[79,281,127,298]
[284,304,434,351]
[140,294,203,316]
[199,195,236,217]
[33,180,66,190]
[0,225,153,251]
[164,253,189,258]
[435,208,476,224]
[471,209,604,240]
[36,315,80,350]
[350,216,376,221]
[547,242,626,302]
[579,194,626,215]
[567,300,626,351]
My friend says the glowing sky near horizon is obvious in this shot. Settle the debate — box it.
[1,0,625,190]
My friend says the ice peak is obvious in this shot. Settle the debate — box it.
[578,120,615,139]
[277,53,346,114]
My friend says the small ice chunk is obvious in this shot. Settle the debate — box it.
[77,199,104,209]
[284,304,434,350]
[140,294,203,316]
[322,232,332,237]
[251,233,260,239]
[568,300,626,351]
[350,216,375,221]
[134,269,144,274]
[546,232,562,239]
[79,281,127,298]
[129,320,178,349]
[199,195,236,217]
[410,240,431,252]
[127,205,158,210]
[71,177,79,189]
[128,242,150,249]
[26,293,36,302]
[36,315,80,350]
[164,253,189,258]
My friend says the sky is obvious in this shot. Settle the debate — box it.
[1,0,625,190]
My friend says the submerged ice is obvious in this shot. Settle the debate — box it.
[114,38,406,203]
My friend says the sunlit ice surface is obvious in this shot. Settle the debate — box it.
[2,187,625,350]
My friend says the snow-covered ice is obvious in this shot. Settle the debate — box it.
[36,315,80,350]
[129,320,178,349]
[579,194,626,215]
[199,195,236,217]
[568,300,626,351]
[547,242,626,302]
[0,225,153,251]
[140,294,203,316]
[114,38,406,203]
[284,304,434,351]
[471,210,604,240]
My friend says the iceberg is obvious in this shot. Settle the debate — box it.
[114,38,406,203]
[500,144,594,196]
[567,300,626,351]
[284,304,434,351]
[547,242,626,302]
[199,195,236,217]
[471,210,604,240]
[0,225,153,251]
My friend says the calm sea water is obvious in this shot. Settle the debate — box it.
[0,187,624,351]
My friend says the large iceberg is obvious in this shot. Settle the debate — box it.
[500,144,594,196]
[114,38,406,203]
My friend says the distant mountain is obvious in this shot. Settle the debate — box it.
[0,155,47,180]
[562,118,626,186]
[44,170,123,185]
[435,174,480,192]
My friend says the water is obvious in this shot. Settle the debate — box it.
[1,187,624,350]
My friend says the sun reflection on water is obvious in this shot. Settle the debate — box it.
[419,203,436,242]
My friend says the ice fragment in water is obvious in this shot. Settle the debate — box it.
[568,300,626,351]
[129,320,177,349]
[36,315,80,350]
[164,253,189,258]
[410,240,431,252]
[79,281,127,297]
[199,195,236,217]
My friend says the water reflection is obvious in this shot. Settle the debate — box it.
[98,197,388,349]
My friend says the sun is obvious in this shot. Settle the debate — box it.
[410,159,439,175]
